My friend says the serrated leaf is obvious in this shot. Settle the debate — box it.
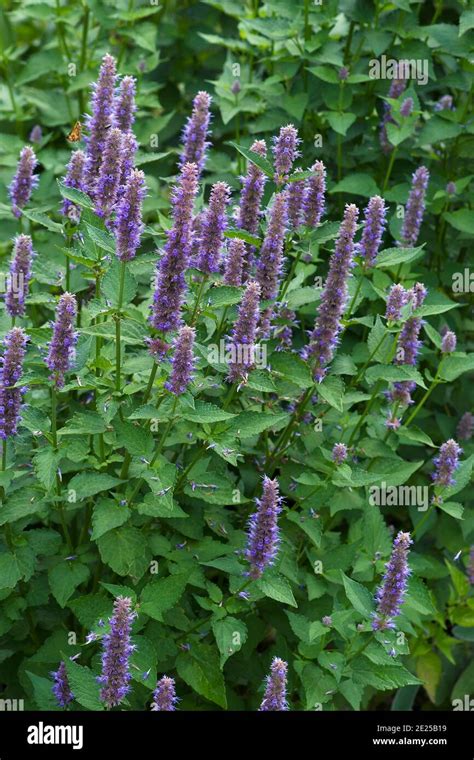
[257,573,297,607]
[48,561,89,608]
[342,572,374,617]
[68,472,122,500]
[33,447,61,491]
[91,499,131,540]
[176,643,227,708]
[212,616,247,666]
[64,660,104,710]
[140,573,189,622]
[97,527,151,579]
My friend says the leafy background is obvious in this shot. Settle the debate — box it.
[0,0,473,711]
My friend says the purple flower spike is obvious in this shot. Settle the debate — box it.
[432,439,462,487]
[165,326,195,396]
[196,182,232,274]
[237,139,267,276]
[400,97,414,117]
[256,191,289,333]
[45,293,78,389]
[441,330,456,354]
[98,596,136,709]
[372,531,412,631]
[287,169,306,229]
[118,132,139,197]
[0,327,28,440]
[379,76,407,154]
[115,169,146,261]
[227,280,261,383]
[273,124,300,185]
[150,162,199,332]
[113,76,137,132]
[457,412,474,441]
[179,91,212,176]
[61,149,86,222]
[151,676,178,711]
[306,204,359,382]
[9,146,39,218]
[224,238,246,286]
[6,235,34,318]
[259,657,289,711]
[389,282,427,406]
[434,95,453,112]
[357,195,387,267]
[84,53,117,196]
[386,284,408,323]
[51,661,74,708]
[399,167,429,248]
[304,161,326,228]
[246,476,281,579]
[94,127,124,218]
[332,443,348,465]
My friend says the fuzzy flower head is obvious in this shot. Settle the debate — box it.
[332,443,348,465]
[84,53,117,195]
[45,293,78,389]
[287,169,306,229]
[399,167,429,248]
[256,191,289,302]
[304,161,326,228]
[61,149,87,222]
[457,412,474,442]
[237,139,267,237]
[179,91,212,175]
[150,162,199,332]
[94,127,124,218]
[272,124,300,185]
[98,596,136,708]
[151,676,178,711]
[51,661,74,708]
[196,182,232,274]
[227,280,261,383]
[113,75,137,132]
[9,146,39,218]
[5,235,34,318]
[357,195,387,267]
[223,238,246,287]
[0,327,28,440]
[306,204,359,381]
[118,131,139,198]
[372,531,412,631]
[400,97,414,117]
[259,658,289,711]
[386,284,409,323]
[432,439,462,487]
[115,169,146,261]
[165,326,195,396]
[441,330,456,354]
[246,476,282,579]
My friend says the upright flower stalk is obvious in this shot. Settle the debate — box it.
[196,182,231,274]
[259,658,289,711]
[273,124,300,185]
[9,146,39,218]
[304,160,326,227]
[165,326,195,395]
[223,239,245,286]
[115,169,146,262]
[5,235,34,320]
[432,439,462,487]
[399,167,430,247]
[45,293,78,390]
[94,127,124,218]
[372,531,412,631]
[150,162,199,333]
[389,282,427,407]
[51,661,74,708]
[256,191,289,336]
[61,150,86,223]
[246,476,281,579]
[357,195,387,267]
[151,676,178,711]
[237,139,267,276]
[113,75,136,132]
[98,596,136,709]
[0,327,28,443]
[227,281,261,383]
[179,91,212,176]
[84,53,117,196]
[306,204,359,381]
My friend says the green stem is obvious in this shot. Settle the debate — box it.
[382,147,398,193]
[346,270,365,318]
[51,388,73,550]
[190,276,207,325]
[115,261,127,393]
[403,364,444,429]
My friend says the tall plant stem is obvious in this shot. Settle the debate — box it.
[78,4,90,115]
[115,261,127,393]
[403,363,444,429]
[51,387,73,550]
[382,147,398,193]
[190,276,208,325]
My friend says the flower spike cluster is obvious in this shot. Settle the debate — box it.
[151,676,178,711]
[246,476,281,579]
[259,658,289,711]
[196,182,232,274]
[304,160,326,227]
[113,75,137,132]
[372,531,412,631]
[0,327,28,440]
[165,326,195,396]
[227,280,261,383]
[306,203,359,381]
[457,412,473,441]
[223,238,246,287]
[45,293,78,389]
[358,195,387,267]
[51,661,74,708]
[61,150,86,223]
[9,146,39,218]
[5,235,34,318]
[272,124,300,185]
[399,167,429,247]
[179,91,212,176]
[98,596,136,708]
[115,169,146,261]
[256,190,288,335]
[84,53,117,195]
[432,439,462,487]
[94,128,124,218]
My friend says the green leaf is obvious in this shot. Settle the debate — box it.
[229,142,274,177]
[97,527,151,578]
[439,354,474,382]
[140,573,189,622]
[376,245,424,268]
[57,180,94,209]
[224,228,261,247]
[102,258,137,306]
[33,447,61,491]
[341,572,374,617]
[91,499,131,540]
[113,419,154,458]
[64,660,104,710]
[257,573,297,607]
[68,472,122,500]
[227,410,288,438]
[59,411,107,436]
[182,401,236,423]
[317,376,344,411]
[176,643,227,708]
[330,173,380,198]
[21,209,63,233]
[365,364,426,388]
[0,553,22,590]
[270,351,313,388]
[48,561,89,608]
[212,616,248,666]
[324,111,356,136]
[27,672,61,711]
[353,658,421,690]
